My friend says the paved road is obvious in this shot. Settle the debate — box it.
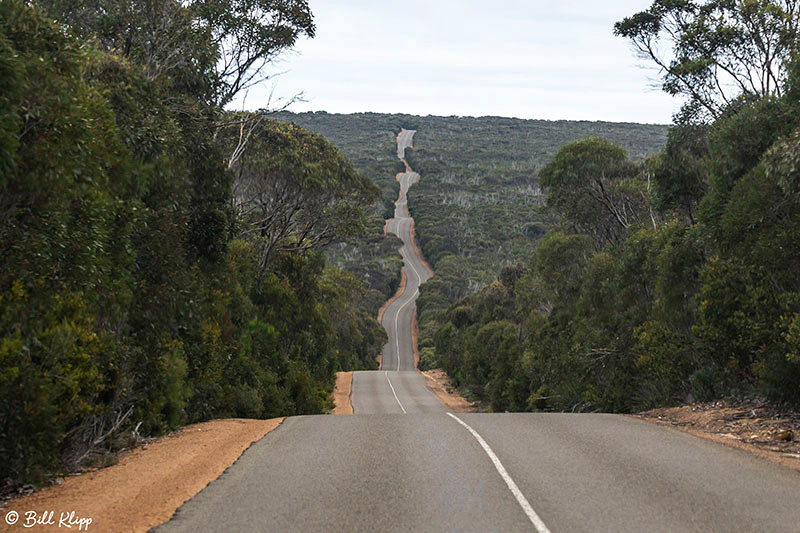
[155,128,800,532]
[381,130,431,371]
[397,128,415,159]
[350,371,444,414]
[158,413,800,532]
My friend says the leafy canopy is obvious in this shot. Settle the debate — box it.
[228,119,380,270]
[615,0,800,121]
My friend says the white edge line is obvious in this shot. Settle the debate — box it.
[384,371,407,414]
[446,413,550,533]
[393,285,418,371]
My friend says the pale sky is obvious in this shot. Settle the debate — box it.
[234,1,679,124]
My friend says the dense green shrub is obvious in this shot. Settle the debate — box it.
[430,58,800,413]
[0,1,383,489]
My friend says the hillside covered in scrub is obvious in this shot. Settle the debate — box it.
[274,111,669,380]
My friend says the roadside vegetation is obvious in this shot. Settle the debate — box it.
[431,0,800,412]
[401,117,667,371]
[0,0,384,489]
[271,111,415,317]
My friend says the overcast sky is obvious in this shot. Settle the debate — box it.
[235,0,679,124]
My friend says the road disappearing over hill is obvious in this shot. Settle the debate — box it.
[348,129,441,416]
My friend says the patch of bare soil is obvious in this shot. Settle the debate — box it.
[637,400,800,472]
[1,418,282,532]
[377,271,407,326]
[422,369,478,413]
[333,372,353,415]
[409,221,434,277]
[411,308,420,368]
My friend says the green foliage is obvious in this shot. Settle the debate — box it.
[39,0,315,106]
[542,137,663,249]
[224,118,380,269]
[540,137,627,223]
[429,50,800,414]
[702,95,800,227]
[0,1,382,490]
[534,231,593,303]
[0,287,102,484]
[615,0,800,121]
[270,111,407,316]
[0,28,21,179]
[653,125,710,222]
[194,0,316,106]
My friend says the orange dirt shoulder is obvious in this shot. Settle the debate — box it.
[333,372,353,415]
[637,401,800,473]
[422,369,477,413]
[1,418,282,532]
[377,270,407,325]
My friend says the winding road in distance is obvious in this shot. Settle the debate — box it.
[350,129,439,414]
[377,129,430,372]
[157,130,800,533]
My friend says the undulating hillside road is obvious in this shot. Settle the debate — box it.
[350,129,437,415]
[379,129,430,372]
[157,130,800,533]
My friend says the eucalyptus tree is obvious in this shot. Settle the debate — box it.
[227,120,380,271]
[615,0,800,121]
[39,0,314,106]
[196,0,314,107]
[539,138,657,248]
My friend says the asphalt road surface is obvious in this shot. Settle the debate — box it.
[397,128,415,159]
[158,413,800,532]
[350,371,444,414]
[156,129,800,532]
